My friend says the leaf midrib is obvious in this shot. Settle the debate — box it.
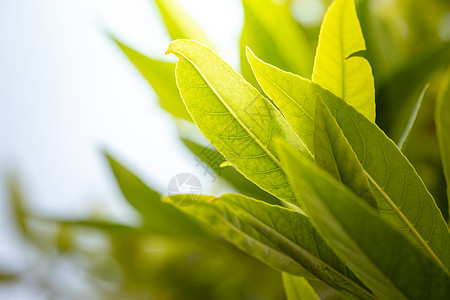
[225,202,377,299]
[299,173,408,300]
[171,48,289,176]
[364,169,449,273]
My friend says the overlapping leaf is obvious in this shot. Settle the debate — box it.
[166,193,374,299]
[279,143,450,300]
[312,0,375,122]
[282,273,320,300]
[314,95,377,208]
[166,39,312,204]
[240,0,312,85]
[181,137,281,205]
[247,52,450,272]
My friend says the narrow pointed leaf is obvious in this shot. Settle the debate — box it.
[282,273,320,300]
[248,53,450,271]
[166,39,312,204]
[312,0,375,122]
[167,193,374,299]
[105,153,205,237]
[314,95,377,208]
[240,0,312,85]
[322,90,450,272]
[436,70,450,219]
[279,143,450,300]
[115,40,191,121]
[153,0,212,47]
[247,48,324,154]
[397,84,429,150]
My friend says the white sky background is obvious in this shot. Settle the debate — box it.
[0,0,242,297]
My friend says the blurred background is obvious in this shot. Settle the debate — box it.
[0,0,449,299]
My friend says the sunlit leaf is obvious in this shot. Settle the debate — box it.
[312,0,375,122]
[314,95,377,208]
[166,39,312,205]
[247,52,450,272]
[246,48,317,153]
[278,142,450,300]
[181,137,281,206]
[167,193,374,299]
[282,273,320,300]
[240,0,312,85]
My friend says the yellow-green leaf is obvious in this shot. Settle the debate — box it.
[247,52,450,272]
[167,193,374,299]
[247,48,324,154]
[282,273,320,300]
[278,142,450,300]
[166,39,312,204]
[240,0,312,84]
[115,40,192,121]
[312,0,375,122]
[154,0,213,47]
[314,95,377,208]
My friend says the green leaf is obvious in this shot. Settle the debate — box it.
[312,0,375,122]
[321,89,450,272]
[105,153,205,237]
[180,137,282,206]
[436,69,450,220]
[247,52,450,272]
[278,142,450,300]
[114,40,191,121]
[282,273,320,300]
[397,83,429,150]
[153,0,213,47]
[166,39,312,205]
[246,48,318,154]
[240,0,312,84]
[167,193,374,299]
[314,95,377,208]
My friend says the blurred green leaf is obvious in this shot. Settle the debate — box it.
[154,0,213,47]
[114,40,192,122]
[278,142,450,300]
[166,39,312,205]
[105,153,206,237]
[0,272,18,282]
[59,219,143,236]
[167,193,373,299]
[7,176,29,238]
[181,137,281,205]
[312,0,375,122]
[377,41,450,135]
[240,0,312,85]
[436,69,450,220]
[397,83,429,150]
[314,95,377,208]
[282,273,320,300]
